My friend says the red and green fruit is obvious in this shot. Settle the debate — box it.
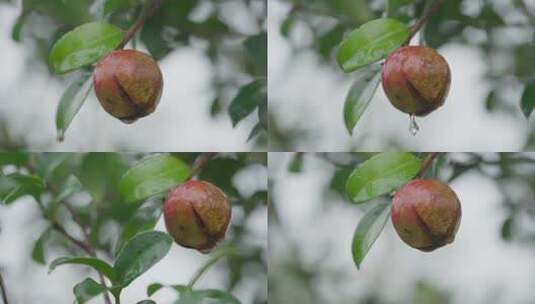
[391,179,461,252]
[382,46,451,116]
[163,180,231,253]
[93,49,163,123]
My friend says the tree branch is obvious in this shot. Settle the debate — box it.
[40,189,112,304]
[405,0,446,45]
[187,153,218,180]
[116,0,163,50]
[416,152,440,178]
[0,271,8,304]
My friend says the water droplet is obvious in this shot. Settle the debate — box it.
[409,115,420,136]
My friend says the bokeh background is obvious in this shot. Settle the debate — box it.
[270,152,535,304]
[269,0,535,151]
[0,153,267,304]
[0,0,266,151]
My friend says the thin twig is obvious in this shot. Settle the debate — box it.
[187,247,237,289]
[187,153,218,180]
[416,152,440,178]
[0,271,8,304]
[404,0,447,45]
[52,222,93,254]
[116,0,163,50]
[26,156,112,303]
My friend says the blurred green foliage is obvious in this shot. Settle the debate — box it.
[0,152,267,304]
[0,0,267,146]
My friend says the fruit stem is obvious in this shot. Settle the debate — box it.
[116,0,163,50]
[416,152,440,178]
[404,0,447,45]
[187,247,238,289]
[0,271,9,304]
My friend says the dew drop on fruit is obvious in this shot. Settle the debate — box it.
[409,115,420,136]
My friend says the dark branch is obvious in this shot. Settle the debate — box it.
[416,152,440,178]
[116,0,163,50]
[405,0,447,45]
[188,153,218,180]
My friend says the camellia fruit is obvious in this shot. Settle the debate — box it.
[93,49,163,123]
[382,46,451,116]
[163,180,231,253]
[391,179,461,252]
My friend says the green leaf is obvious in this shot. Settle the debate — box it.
[22,0,92,26]
[49,256,117,283]
[501,216,514,241]
[55,175,83,203]
[73,278,106,304]
[317,24,345,60]
[343,64,382,134]
[147,283,165,297]
[229,79,267,127]
[11,12,26,41]
[244,32,267,77]
[36,153,71,179]
[288,153,304,173]
[0,152,29,166]
[98,0,142,17]
[336,18,410,73]
[49,21,124,74]
[521,81,535,118]
[246,123,262,142]
[352,201,391,269]
[114,231,172,287]
[56,71,93,141]
[118,154,191,204]
[280,15,294,37]
[0,174,45,205]
[198,158,241,197]
[79,153,127,202]
[31,227,52,265]
[345,152,421,203]
[136,301,157,304]
[115,200,162,255]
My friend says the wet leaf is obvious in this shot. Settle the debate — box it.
[114,231,172,286]
[343,64,382,134]
[337,18,410,73]
[49,22,124,74]
[352,201,391,269]
[118,154,190,204]
[345,152,421,203]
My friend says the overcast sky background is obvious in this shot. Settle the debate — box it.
[270,153,535,304]
[0,3,260,152]
[269,0,533,152]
